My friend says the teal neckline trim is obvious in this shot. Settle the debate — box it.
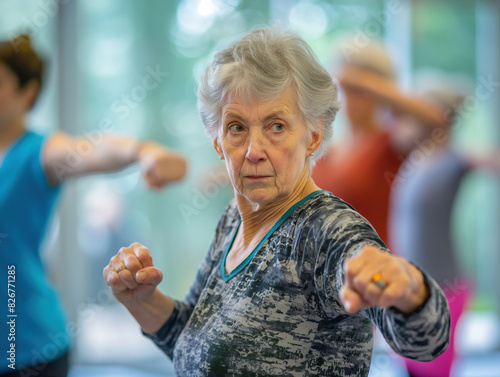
[220,190,330,282]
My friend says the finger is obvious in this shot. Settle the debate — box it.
[132,243,154,268]
[344,246,382,285]
[378,274,411,308]
[136,266,163,286]
[118,268,139,290]
[340,285,363,314]
[109,253,126,271]
[103,266,128,293]
[360,280,384,307]
[352,262,389,295]
[343,254,367,287]
[122,254,142,275]
[144,174,165,189]
[350,248,392,289]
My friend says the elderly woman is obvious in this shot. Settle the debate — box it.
[104,28,450,376]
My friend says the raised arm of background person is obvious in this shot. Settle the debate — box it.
[42,132,187,187]
[465,149,500,173]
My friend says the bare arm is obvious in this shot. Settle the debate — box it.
[42,132,187,187]
[103,242,175,334]
[465,150,500,173]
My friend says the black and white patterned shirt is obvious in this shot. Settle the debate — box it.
[145,191,450,376]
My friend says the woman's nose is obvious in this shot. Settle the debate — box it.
[245,133,267,163]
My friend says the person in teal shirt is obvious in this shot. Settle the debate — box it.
[0,34,187,377]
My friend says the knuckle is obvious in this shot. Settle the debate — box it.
[386,259,400,272]
[379,251,391,261]
[127,257,142,270]
[137,248,152,260]
[123,254,134,264]
[362,246,377,256]
[344,259,356,274]
[399,274,411,289]
[354,276,368,291]
[118,247,128,257]
[385,290,401,304]
[107,273,120,286]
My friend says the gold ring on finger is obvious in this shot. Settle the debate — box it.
[116,265,127,273]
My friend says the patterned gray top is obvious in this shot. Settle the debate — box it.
[145,191,450,376]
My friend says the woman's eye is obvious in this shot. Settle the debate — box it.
[228,124,244,133]
[270,123,285,132]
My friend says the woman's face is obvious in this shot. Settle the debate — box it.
[214,88,320,207]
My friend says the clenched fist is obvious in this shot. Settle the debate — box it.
[340,246,430,315]
[103,242,163,306]
[139,142,187,189]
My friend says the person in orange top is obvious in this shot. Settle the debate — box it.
[312,43,409,245]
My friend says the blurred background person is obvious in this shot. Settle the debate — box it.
[0,34,187,377]
[312,42,409,246]
[388,76,500,377]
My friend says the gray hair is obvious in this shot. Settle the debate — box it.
[197,27,341,159]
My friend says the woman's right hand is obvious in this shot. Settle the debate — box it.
[103,242,163,307]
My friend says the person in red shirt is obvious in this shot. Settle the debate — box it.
[312,43,408,245]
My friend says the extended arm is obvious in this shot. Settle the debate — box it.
[318,209,450,361]
[341,246,450,360]
[42,132,187,187]
[465,149,500,173]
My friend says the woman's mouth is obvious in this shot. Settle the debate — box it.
[245,175,270,181]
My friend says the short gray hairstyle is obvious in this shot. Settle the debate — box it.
[197,27,341,159]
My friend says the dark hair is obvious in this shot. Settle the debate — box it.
[0,34,45,104]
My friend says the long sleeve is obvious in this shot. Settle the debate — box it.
[142,192,450,376]
[143,203,237,359]
[315,205,450,361]
[369,272,450,360]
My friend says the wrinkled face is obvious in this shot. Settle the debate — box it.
[214,88,320,207]
[0,62,30,131]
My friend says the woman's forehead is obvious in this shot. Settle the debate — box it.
[222,89,298,119]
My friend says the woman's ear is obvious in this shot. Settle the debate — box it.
[308,122,324,156]
[213,138,224,160]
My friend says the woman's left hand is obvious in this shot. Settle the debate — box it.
[340,246,430,315]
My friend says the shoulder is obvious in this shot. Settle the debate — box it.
[12,131,45,156]
[293,191,373,234]
[284,191,387,260]
[6,131,58,191]
[8,131,46,166]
